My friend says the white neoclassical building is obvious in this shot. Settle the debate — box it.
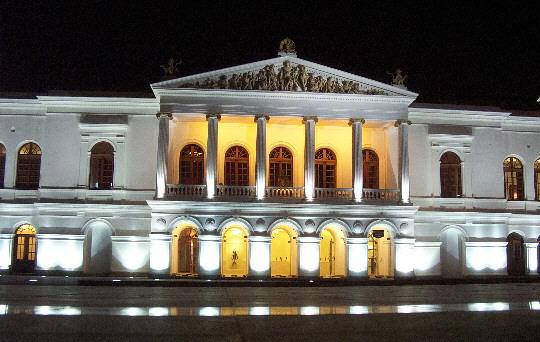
[1,44,539,279]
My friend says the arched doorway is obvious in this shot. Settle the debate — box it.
[179,144,205,185]
[12,224,37,273]
[16,142,42,190]
[271,225,298,278]
[319,225,346,278]
[362,149,379,189]
[269,146,293,187]
[440,227,465,278]
[221,226,248,277]
[503,157,524,200]
[507,233,525,276]
[0,143,5,188]
[368,228,393,278]
[224,146,249,186]
[83,221,113,274]
[440,151,462,198]
[171,226,199,276]
[315,148,336,188]
[89,141,114,190]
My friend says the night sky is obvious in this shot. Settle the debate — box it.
[1,2,539,110]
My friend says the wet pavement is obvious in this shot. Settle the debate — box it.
[0,281,539,341]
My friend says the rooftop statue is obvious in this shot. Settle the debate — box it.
[161,58,182,77]
[387,68,408,86]
[279,37,296,54]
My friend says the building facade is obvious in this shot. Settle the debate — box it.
[1,48,539,279]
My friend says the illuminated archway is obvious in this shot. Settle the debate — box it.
[171,225,199,276]
[12,224,37,273]
[319,225,346,278]
[271,225,298,278]
[367,227,394,278]
[221,225,249,277]
[507,232,525,276]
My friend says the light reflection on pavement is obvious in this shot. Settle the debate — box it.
[0,301,538,317]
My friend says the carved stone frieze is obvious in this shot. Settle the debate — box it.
[179,61,387,95]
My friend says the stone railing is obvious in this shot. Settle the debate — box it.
[166,184,207,197]
[363,188,400,202]
[265,187,305,199]
[314,188,353,200]
[216,185,256,197]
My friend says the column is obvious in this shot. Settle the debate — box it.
[249,236,271,278]
[255,115,269,200]
[198,234,221,278]
[155,112,172,199]
[397,120,411,203]
[347,237,368,278]
[350,119,365,202]
[206,114,220,199]
[297,236,320,278]
[303,117,317,201]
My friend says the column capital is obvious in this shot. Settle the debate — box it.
[302,116,318,123]
[156,112,172,119]
[254,114,270,122]
[348,118,365,126]
[206,113,222,121]
[394,119,412,127]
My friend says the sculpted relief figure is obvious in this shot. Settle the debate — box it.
[179,62,386,95]
[387,68,407,86]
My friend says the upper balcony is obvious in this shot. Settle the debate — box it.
[157,114,409,205]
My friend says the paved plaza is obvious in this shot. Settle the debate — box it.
[0,282,539,341]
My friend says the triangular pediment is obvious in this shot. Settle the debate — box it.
[151,56,417,97]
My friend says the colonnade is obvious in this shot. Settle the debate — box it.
[155,113,410,203]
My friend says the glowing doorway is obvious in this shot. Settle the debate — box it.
[12,224,37,273]
[368,229,393,278]
[221,226,248,277]
[271,226,298,278]
[171,226,199,276]
[319,226,346,278]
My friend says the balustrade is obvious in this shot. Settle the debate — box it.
[166,184,206,197]
[362,188,400,201]
[216,185,256,197]
[265,187,305,199]
[166,184,399,202]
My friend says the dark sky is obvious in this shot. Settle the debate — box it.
[1,2,539,110]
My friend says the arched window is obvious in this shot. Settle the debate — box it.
[12,224,37,273]
[224,146,249,186]
[363,149,379,189]
[16,142,41,190]
[179,144,204,185]
[315,148,336,188]
[0,144,5,189]
[535,159,540,201]
[504,157,524,200]
[269,147,293,187]
[440,151,462,198]
[89,142,114,190]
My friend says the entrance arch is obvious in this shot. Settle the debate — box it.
[171,225,199,276]
[12,224,37,273]
[319,225,346,278]
[270,225,298,278]
[440,227,466,278]
[367,226,394,278]
[507,232,526,276]
[221,225,249,277]
[83,220,113,274]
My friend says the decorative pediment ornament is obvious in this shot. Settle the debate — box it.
[178,61,387,95]
[279,37,296,54]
